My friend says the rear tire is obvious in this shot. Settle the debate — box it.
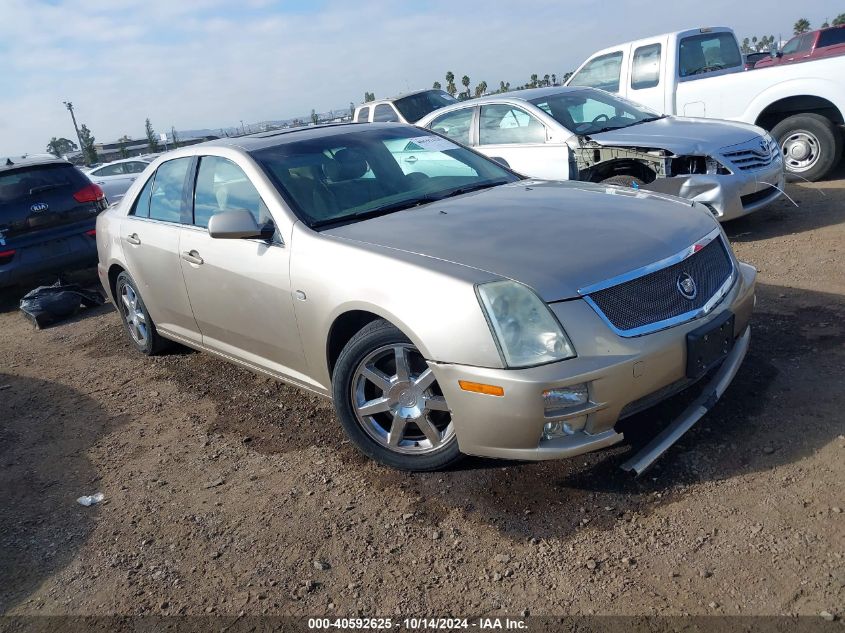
[601,175,645,188]
[331,319,463,471]
[114,271,169,356]
[771,113,842,182]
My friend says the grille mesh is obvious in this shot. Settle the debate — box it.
[587,237,733,333]
[721,138,779,171]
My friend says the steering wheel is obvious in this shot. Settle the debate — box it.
[591,113,610,124]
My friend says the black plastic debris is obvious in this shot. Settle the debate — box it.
[19,281,104,328]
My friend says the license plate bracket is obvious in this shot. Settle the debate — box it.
[686,311,735,379]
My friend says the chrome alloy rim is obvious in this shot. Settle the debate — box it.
[119,283,148,346]
[781,130,820,173]
[351,344,454,455]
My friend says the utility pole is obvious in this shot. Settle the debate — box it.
[62,101,84,157]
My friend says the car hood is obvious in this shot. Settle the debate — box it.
[589,116,762,155]
[323,181,718,302]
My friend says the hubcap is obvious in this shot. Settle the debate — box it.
[119,283,147,346]
[351,344,454,455]
[781,130,820,173]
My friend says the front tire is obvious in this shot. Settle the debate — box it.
[115,271,169,356]
[771,113,842,182]
[601,175,646,188]
[331,320,462,471]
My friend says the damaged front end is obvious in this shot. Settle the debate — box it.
[567,136,782,221]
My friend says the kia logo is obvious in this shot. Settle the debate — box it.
[30,202,49,213]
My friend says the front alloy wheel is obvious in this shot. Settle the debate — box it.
[352,343,453,454]
[332,320,462,471]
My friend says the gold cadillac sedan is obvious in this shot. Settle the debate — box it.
[96,123,755,473]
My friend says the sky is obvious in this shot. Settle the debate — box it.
[0,0,841,155]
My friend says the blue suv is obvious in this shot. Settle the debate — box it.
[0,156,107,288]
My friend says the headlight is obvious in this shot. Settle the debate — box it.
[476,280,576,368]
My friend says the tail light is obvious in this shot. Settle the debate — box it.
[73,183,105,203]
[85,229,97,237]
[0,249,16,265]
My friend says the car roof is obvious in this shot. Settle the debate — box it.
[0,154,69,173]
[357,89,444,108]
[190,122,409,152]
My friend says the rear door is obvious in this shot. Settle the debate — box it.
[119,156,200,344]
[475,104,569,179]
[178,154,308,379]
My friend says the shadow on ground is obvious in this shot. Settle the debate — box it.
[0,374,128,613]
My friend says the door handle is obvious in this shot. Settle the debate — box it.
[125,233,141,245]
[181,250,204,265]
[405,155,418,164]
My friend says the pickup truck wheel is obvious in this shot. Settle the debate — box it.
[332,319,463,471]
[601,175,645,188]
[772,114,842,182]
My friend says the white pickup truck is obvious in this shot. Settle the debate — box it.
[567,27,845,181]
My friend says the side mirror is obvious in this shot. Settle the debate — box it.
[207,208,263,239]
[491,156,511,168]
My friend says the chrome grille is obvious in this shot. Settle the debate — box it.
[582,233,734,336]
[720,137,780,172]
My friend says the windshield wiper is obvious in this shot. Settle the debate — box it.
[311,197,431,229]
[29,183,67,195]
[428,179,510,201]
[626,115,667,126]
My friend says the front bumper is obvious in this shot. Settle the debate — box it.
[645,157,785,222]
[430,262,756,462]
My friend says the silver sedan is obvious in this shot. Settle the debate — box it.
[96,123,755,473]
[417,87,785,222]
[85,158,152,203]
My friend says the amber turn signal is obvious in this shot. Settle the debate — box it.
[458,380,505,397]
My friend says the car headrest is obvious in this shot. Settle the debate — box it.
[323,149,368,181]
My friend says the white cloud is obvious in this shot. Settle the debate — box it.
[0,0,838,154]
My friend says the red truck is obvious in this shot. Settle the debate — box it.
[755,25,845,68]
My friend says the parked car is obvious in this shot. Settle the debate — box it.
[567,26,845,181]
[417,86,784,222]
[0,155,107,288]
[354,89,457,124]
[84,158,152,203]
[743,51,770,69]
[754,25,845,69]
[97,123,755,473]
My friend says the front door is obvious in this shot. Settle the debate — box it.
[475,104,570,180]
[119,157,200,343]
[178,155,309,381]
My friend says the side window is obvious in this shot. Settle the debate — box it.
[94,163,124,177]
[479,105,546,145]
[130,174,155,218]
[631,44,661,89]
[373,104,399,122]
[568,51,624,92]
[818,28,845,47]
[678,32,742,77]
[148,157,191,223]
[356,106,370,123]
[128,162,148,174]
[797,34,814,52]
[428,108,474,145]
[193,156,271,229]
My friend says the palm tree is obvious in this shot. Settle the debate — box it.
[445,71,457,97]
[432,81,442,90]
[461,75,471,100]
[474,80,488,98]
[793,18,811,34]
[833,13,845,26]
[530,74,539,88]
[551,73,557,85]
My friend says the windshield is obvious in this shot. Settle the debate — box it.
[392,90,457,123]
[251,126,518,228]
[529,89,662,136]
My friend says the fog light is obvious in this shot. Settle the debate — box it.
[543,383,588,415]
[542,415,587,440]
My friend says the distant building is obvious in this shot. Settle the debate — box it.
[90,135,220,163]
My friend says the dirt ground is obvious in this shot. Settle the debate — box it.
[1,172,844,620]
